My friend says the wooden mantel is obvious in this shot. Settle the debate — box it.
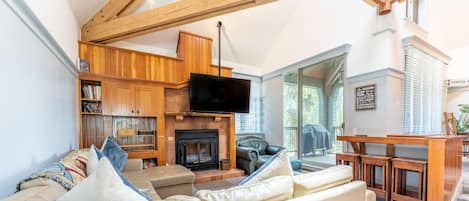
[338,135,466,201]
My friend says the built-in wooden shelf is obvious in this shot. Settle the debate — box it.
[81,112,102,115]
[80,98,102,102]
[128,150,158,159]
[165,112,232,121]
[120,144,154,148]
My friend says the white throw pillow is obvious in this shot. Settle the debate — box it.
[87,145,101,176]
[58,157,148,201]
[240,150,293,185]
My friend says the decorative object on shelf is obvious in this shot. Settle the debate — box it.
[79,59,90,72]
[363,0,404,15]
[355,84,376,111]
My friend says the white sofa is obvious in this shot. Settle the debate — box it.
[3,162,375,201]
[193,165,375,201]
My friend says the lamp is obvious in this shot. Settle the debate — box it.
[363,0,404,15]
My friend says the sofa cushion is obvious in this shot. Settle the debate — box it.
[86,145,103,176]
[240,150,293,185]
[366,190,376,201]
[101,136,128,172]
[287,181,367,201]
[57,157,149,201]
[293,165,352,197]
[3,185,66,201]
[196,176,293,201]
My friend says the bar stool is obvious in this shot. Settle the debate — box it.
[361,155,392,201]
[336,153,361,180]
[391,158,427,201]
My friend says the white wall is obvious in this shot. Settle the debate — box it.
[24,0,80,63]
[262,76,284,145]
[260,0,408,77]
[0,2,77,198]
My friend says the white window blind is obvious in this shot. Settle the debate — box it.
[234,74,263,133]
[403,46,446,134]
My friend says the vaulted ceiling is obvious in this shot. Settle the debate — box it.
[68,0,298,74]
[68,0,469,76]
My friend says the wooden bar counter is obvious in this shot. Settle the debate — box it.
[337,134,466,201]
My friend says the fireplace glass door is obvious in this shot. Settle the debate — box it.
[176,129,219,170]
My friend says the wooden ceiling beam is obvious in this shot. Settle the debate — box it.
[81,0,276,43]
[117,0,144,17]
[83,0,136,29]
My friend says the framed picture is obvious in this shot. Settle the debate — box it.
[355,84,376,111]
[79,59,90,72]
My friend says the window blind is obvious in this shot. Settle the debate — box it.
[403,46,446,134]
[233,74,263,133]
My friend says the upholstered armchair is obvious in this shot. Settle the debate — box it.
[236,136,301,175]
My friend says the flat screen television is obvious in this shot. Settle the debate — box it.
[189,73,250,113]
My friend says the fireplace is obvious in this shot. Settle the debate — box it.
[175,129,219,170]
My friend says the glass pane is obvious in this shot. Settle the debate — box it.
[199,142,213,163]
[185,143,199,164]
[300,60,344,166]
[283,72,298,157]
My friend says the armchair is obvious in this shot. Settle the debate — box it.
[236,136,301,175]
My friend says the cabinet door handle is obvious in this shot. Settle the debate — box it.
[131,109,134,113]
[137,110,140,114]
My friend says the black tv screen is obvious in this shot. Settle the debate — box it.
[189,73,250,113]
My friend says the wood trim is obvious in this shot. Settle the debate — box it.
[128,150,158,159]
[79,41,183,61]
[81,0,277,43]
[179,30,213,41]
[165,112,233,118]
[79,72,189,89]
[337,136,428,146]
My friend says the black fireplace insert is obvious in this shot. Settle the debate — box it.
[175,129,219,171]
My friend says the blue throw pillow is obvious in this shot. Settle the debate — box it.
[92,145,151,201]
[101,136,128,172]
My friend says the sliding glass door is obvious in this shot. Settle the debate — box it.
[283,56,344,165]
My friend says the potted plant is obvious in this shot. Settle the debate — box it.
[456,104,469,135]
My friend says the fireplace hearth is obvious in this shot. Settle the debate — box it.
[175,129,219,170]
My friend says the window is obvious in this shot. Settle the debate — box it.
[234,74,263,133]
[403,46,446,134]
[406,0,420,24]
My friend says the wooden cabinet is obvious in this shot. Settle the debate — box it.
[110,82,134,116]
[109,81,162,117]
[135,85,161,116]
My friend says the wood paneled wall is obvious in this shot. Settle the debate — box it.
[79,41,183,82]
[79,31,232,83]
[78,30,236,167]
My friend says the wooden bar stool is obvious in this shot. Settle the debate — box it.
[391,158,427,201]
[361,155,392,201]
[336,152,361,180]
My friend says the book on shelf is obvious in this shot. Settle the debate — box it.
[81,85,102,100]
[82,102,102,113]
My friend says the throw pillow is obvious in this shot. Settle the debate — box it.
[57,157,150,201]
[101,136,128,172]
[239,150,293,185]
[87,145,103,176]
